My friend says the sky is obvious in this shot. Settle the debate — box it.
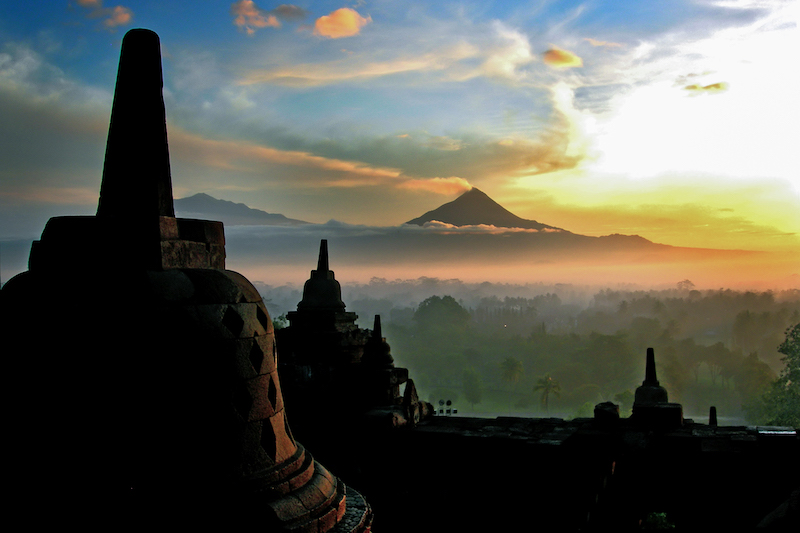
[0,1,798,286]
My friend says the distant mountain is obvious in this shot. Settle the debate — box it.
[406,188,565,232]
[174,193,309,226]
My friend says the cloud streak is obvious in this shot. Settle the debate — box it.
[236,21,538,87]
[168,128,403,180]
[236,43,479,86]
[398,177,472,195]
[584,38,623,48]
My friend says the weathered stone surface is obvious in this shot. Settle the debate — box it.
[246,371,285,421]
[176,217,225,245]
[179,269,258,304]
[330,488,372,533]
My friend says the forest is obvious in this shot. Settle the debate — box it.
[260,279,800,425]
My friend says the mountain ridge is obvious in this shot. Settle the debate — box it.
[174,193,309,226]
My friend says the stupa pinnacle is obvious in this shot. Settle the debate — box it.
[298,239,346,311]
[97,28,174,221]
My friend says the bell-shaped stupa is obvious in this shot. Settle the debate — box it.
[1,29,371,530]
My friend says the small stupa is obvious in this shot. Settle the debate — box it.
[278,241,431,431]
[631,348,683,428]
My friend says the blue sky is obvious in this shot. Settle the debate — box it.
[1,1,798,266]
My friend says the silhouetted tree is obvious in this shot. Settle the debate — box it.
[735,352,775,405]
[661,347,690,401]
[413,295,471,332]
[273,313,288,330]
[533,374,561,414]
[500,357,524,386]
[462,368,482,409]
[746,323,800,426]
[613,390,634,416]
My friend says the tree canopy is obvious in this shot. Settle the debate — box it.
[413,295,471,331]
[745,323,799,427]
[533,374,561,413]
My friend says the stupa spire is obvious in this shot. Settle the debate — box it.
[297,239,346,310]
[633,348,669,407]
[372,314,382,340]
[97,28,174,220]
[644,347,660,385]
[317,239,330,272]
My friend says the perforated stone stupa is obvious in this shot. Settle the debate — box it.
[277,240,432,436]
[1,28,371,531]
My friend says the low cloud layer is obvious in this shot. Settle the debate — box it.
[419,220,563,234]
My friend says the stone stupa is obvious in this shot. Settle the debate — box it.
[1,28,371,531]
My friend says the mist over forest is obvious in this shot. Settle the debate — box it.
[258,278,800,424]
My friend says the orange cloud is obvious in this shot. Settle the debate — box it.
[231,0,280,35]
[583,37,623,48]
[684,82,729,93]
[314,8,372,39]
[543,47,583,69]
[77,1,133,30]
[398,177,472,195]
[103,6,132,28]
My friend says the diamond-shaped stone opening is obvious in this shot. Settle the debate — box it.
[249,341,264,374]
[268,374,278,412]
[232,382,253,419]
[222,306,245,337]
[256,305,271,332]
[261,418,277,460]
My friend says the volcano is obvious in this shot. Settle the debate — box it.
[405,188,565,232]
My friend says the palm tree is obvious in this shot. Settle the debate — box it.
[500,357,524,388]
[500,357,524,406]
[533,374,561,414]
